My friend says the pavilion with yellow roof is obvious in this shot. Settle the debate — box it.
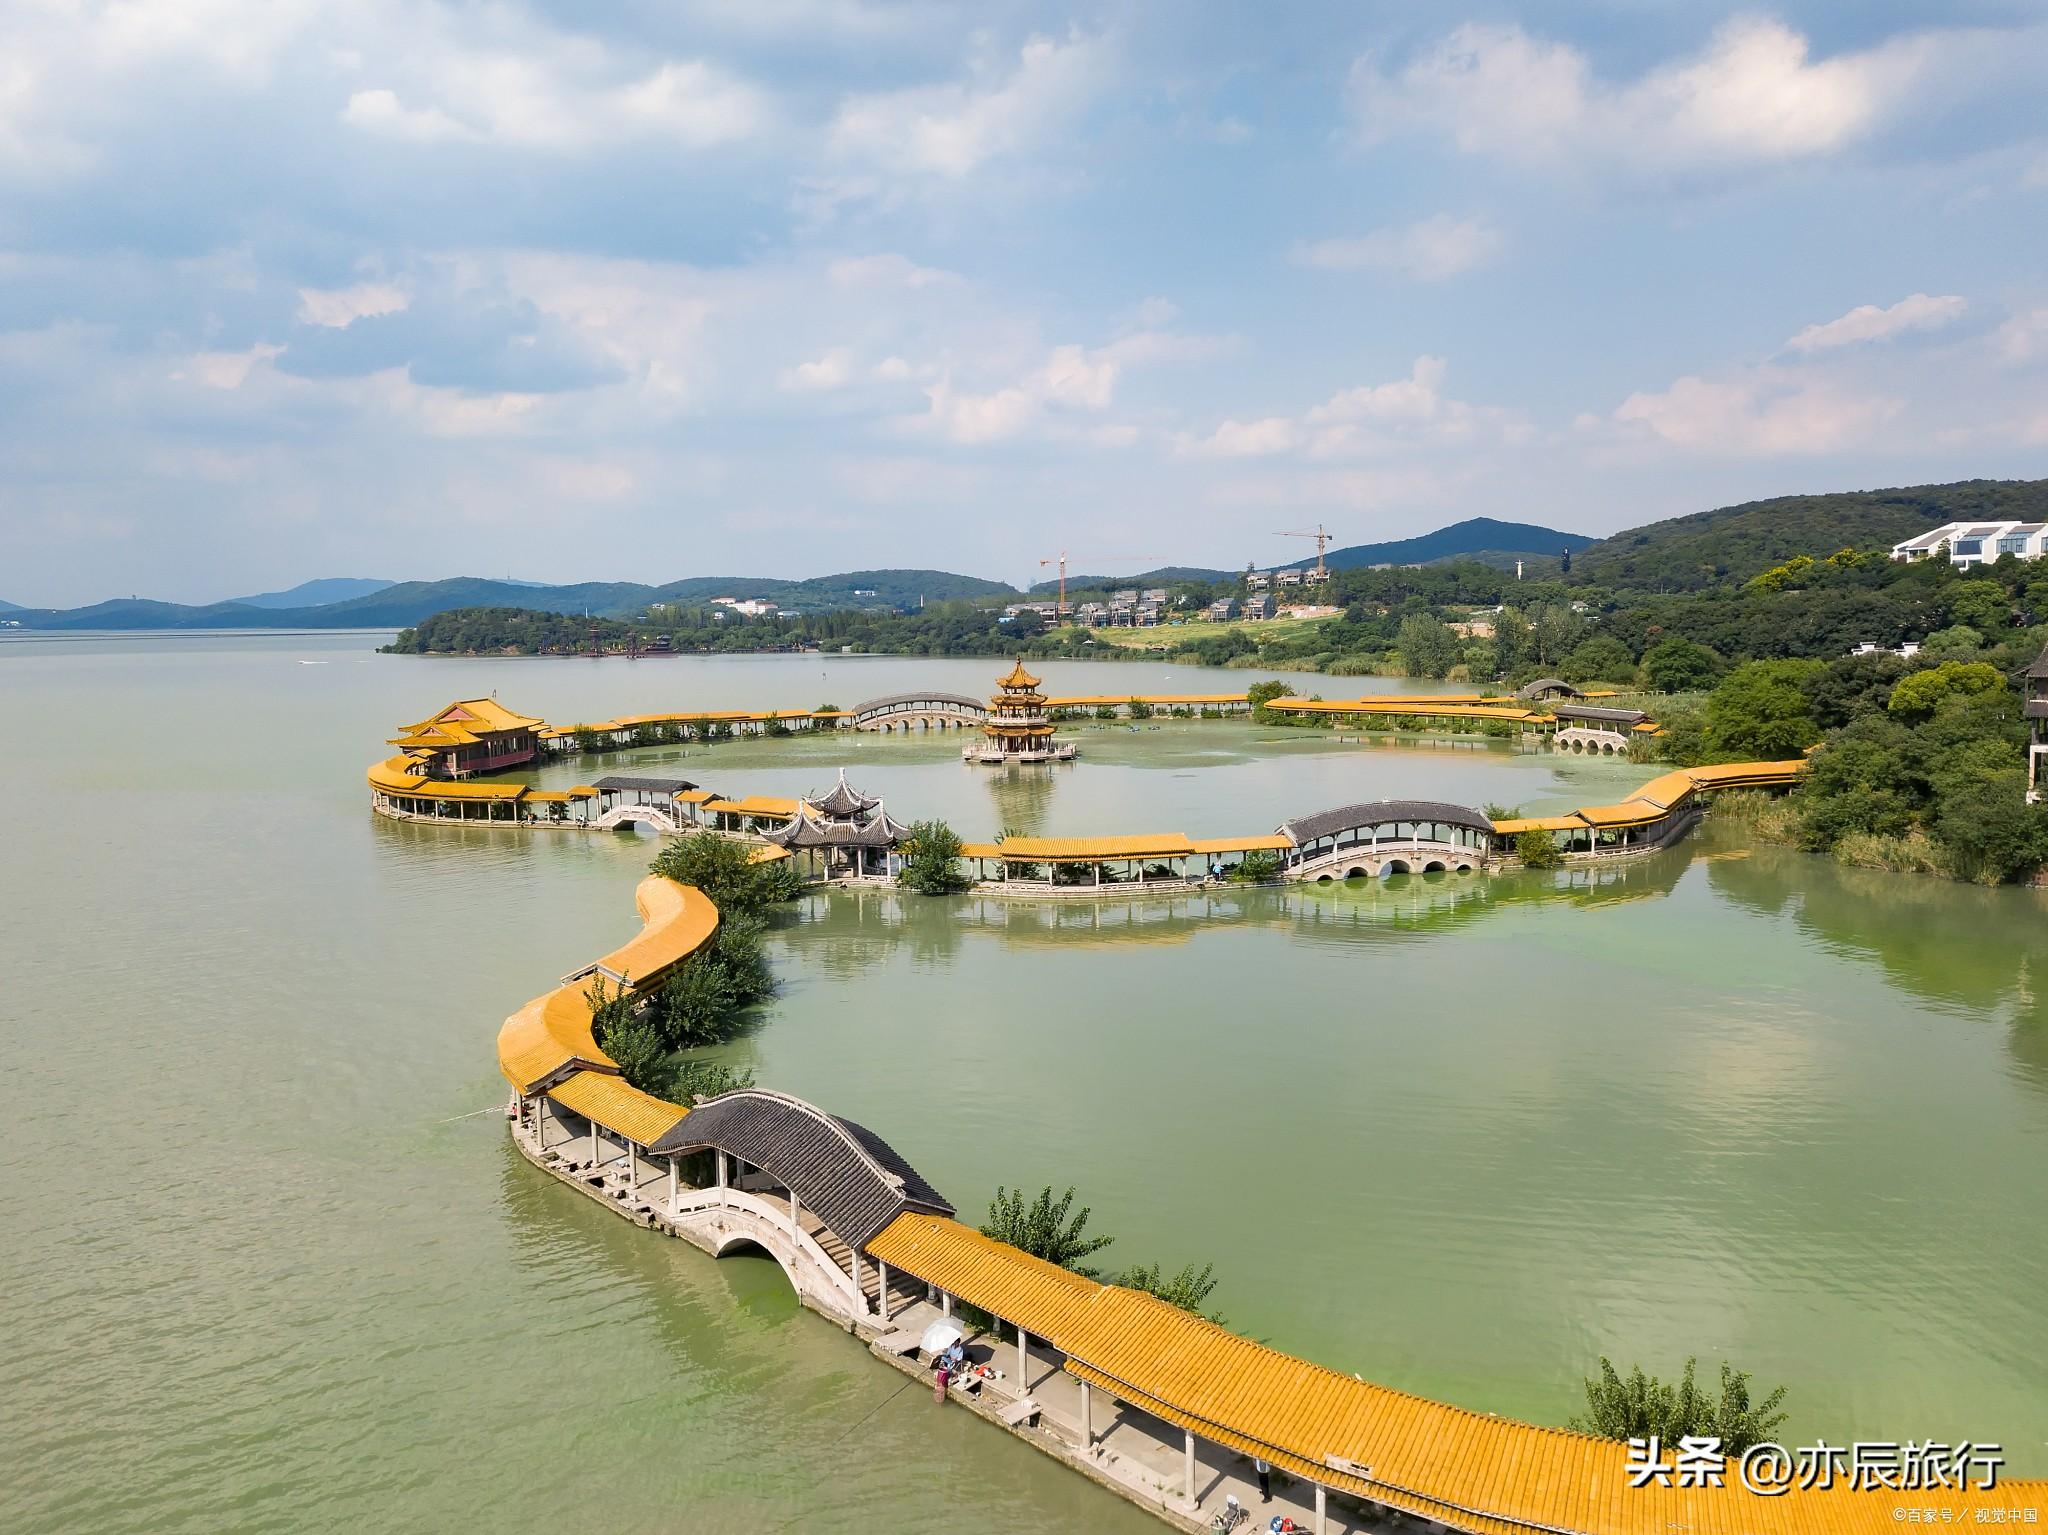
[387,696,543,779]
[966,659,1077,764]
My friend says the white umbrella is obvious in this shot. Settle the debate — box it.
[920,1319,964,1355]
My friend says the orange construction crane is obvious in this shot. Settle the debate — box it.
[1277,524,1336,584]
[1036,553,1169,622]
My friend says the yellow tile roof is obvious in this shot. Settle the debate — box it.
[675,788,717,803]
[1044,693,1251,707]
[1187,834,1295,854]
[546,1069,686,1147]
[1628,771,1700,809]
[1574,800,1666,828]
[749,845,792,863]
[580,877,720,989]
[700,795,800,819]
[390,697,543,749]
[497,877,718,1093]
[1266,700,1539,721]
[1489,815,1586,835]
[981,833,1198,861]
[1684,759,1809,787]
[996,658,1042,689]
[868,1213,2038,1535]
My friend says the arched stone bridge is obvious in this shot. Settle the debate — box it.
[589,802,686,833]
[1279,799,1494,880]
[849,692,989,731]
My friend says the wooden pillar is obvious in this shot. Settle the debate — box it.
[1184,1429,1196,1503]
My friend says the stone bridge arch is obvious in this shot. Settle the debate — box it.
[849,692,988,732]
[1278,798,1496,881]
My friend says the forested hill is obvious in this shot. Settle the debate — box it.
[1317,517,1593,571]
[5,568,1016,629]
[1574,479,2048,593]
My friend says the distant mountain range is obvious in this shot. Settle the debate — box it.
[3,569,1017,630]
[13,482,2041,627]
[227,577,395,609]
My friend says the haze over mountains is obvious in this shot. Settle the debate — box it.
[4,482,2036,630]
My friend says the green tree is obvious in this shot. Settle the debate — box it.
[898,819,969,895]
[1704,661,1822,759]
[1397,613,1461,679]
[1945,579,2011,632]
[1887,661,2003,721]
[1562,634,1635,684]
[670,1058,756,1102]
[1246,679,1297,722]
[1917,624,1985,659]
[1934,779,2048,884]
[1642,637,1725,693]
[1230,848,1284,882]
[981,1185,1116,1277]
[1515,829,1564,868]
[1569,1358,1789,1455]
[650,831,800,916]
[1115,1260,1222,1319]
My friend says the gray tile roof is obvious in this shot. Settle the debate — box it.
[648,1089,952,1250]
[1279,799,1497,845]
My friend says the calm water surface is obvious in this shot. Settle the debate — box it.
[4,632,2046,1534]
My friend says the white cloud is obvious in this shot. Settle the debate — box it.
[341,87,475,144]
[343,49,769,152]
[1179,357,1527,459]
[913,326,1207,444]
[1612,370,1899,454]
[1350,17,1936,171]
[826,254,960,289]
[175,343,285,390]
[1293,214,1501,281]
[1786,293,1965,352]
[1185,417,1299,458]
[1993,308,2048,364]
[296,282,410,328]
[780,348,855,391]
[828,30,1107,179]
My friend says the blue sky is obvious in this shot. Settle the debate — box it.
[3,1,2046,605]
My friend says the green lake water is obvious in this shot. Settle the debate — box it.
[3,631,2045,1533]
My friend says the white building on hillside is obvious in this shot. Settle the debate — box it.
[1891,522,2048,567]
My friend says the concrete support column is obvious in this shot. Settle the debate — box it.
[666,1157,678,1210]
[716,1149,729,1208]
[941,1290,952,1318]
[1079,1380,1092,1451]
[789,1188,800,1239]
[1017,1327,1029,1389]
[851,1251,864,1313]
[589,1120,600,1166]
[1184,1429,1196,1504]
[877,1262,891,1324]
[1315,1483,1327,1535]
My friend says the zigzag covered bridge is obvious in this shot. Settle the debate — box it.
[498,876,2038,1535]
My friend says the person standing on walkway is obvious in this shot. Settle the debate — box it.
[1254,1457,1271,1502]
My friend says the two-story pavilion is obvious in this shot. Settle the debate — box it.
[388,697,543,779]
